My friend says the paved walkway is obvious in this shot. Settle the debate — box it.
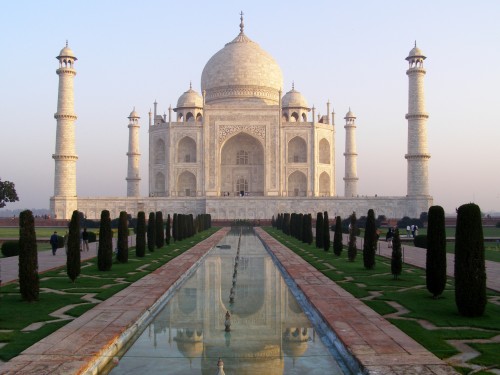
[348,234,500,292]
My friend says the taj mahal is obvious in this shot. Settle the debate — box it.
[50,14,432,220]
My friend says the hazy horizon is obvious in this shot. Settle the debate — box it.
[1,1,499,215]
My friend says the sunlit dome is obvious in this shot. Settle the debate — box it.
[345,108,356,118]
[201,17,283,104]
[58,42,76,59]
[282,86,308,108]
[129,108,140,118]
[176,85,203,108]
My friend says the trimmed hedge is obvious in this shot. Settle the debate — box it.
[413,234,427,249]
[1,241,19,257]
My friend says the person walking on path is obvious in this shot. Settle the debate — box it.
[406,225,411,238]
[49,231,59,256]
[82,228,89,251]
[385,228,394,248]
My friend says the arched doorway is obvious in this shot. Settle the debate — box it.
[220,133,264,196]
[177,171,196,197]
[288,171,307,196]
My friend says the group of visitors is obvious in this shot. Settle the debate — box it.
[406,224,419,238]
[49,228,89,256]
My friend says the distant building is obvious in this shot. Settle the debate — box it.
[51,16,432,220]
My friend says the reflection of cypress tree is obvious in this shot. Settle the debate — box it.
[136,211,146,257]
[19,210,39,301]
[391,229,402,279]
[333,216,343,256]
[67,210,81,282]
[117,211,128,263]
[155,211,164,248]
[165,214,171,245]
[455,203,486,317]
[426,205,446,298]
[347,212,357,262]
[363,209,377,269]
[315,212,324,249]
[98,210,113,270]
[323,211,330,252]
[147,212,155,252]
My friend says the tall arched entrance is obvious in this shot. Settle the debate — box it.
[220,133,264,196]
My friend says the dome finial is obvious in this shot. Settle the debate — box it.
[239,11,244,33]
[292,81,295,90]
[189,81,192,90]
[414,40,417,48]
[66,40,68,47]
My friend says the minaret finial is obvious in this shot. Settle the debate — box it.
[66,40,68,47]
[292,81,295,90]
[414,40,417,48]
[239,11,244,33]
[189,81,192,90]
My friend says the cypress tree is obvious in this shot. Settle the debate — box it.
[298,213,304,241]
[455,203,486,317]
[136,211,146,257]
[426,205,446,298]
[67,210,81,282]
[391,228,402,279]
[315,212,324,249]
[147,212,155,252]
[307,214,313,245]
[323,211,330,252]
[166,214,171,245]
[116,211,129,263]
[363,209,377,269]
[172,213,178,242]
[347,212,357,261]
[155,211,164,248]
[18,210,39,301]
[98,210,113,271]
[333,216,343,256]
[283,213,291,235]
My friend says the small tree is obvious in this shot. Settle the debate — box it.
[315,212,324,249]
[426,205,446,298]
[347,212,357,262]
[0,178,19,208]
[155,211,164,248]
[18,210,39,301]
[98,210,113,271]
[391,228,402,279]
[455,203,486,317]
[67,210,81,282]
[116,211,129,263]
[333,216,343,256]
[136,211,146,257]
[363,209,377,269]
[147,212,155,252]
[166,214,171,245]
[323,211,330,252]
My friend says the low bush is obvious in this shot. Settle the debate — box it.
[1,241,19,257]
[87,231,97,243]
[413,234,427,248]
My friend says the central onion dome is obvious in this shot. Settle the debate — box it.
[201,15,283,104]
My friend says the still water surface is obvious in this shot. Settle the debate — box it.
[108,227,347,374]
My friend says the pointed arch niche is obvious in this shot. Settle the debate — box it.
[177,171,196,197]
[319,171,330,196]
[318,138,331,164]
[220,133,264,196]
[288,171,307,197]
[288,137,307,163]
[177,136,197,163]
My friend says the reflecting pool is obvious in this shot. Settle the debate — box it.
[108,227,349,374]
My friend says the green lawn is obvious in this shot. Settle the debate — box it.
[265,227,500,375]
[0,227,219,361]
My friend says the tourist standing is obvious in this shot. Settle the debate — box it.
[82,228,89,251]
[50,231,59,256]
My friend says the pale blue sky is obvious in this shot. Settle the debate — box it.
[1,0,499,215]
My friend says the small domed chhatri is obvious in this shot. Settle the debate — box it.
[51,14,432,222]
[176,83,203,109]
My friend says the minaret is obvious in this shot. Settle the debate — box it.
[405,42,430,197]
[51,42,78,219]
[126,108,141,197]
[343,108,358,197]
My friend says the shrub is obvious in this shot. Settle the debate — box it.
[155,211,164,248]
[323,211,330,252]
[347,212,357,262]
[315,212,324,249]
[98,210,113,271]
[19,210,39,301]
[86,231,97,243]
[413,234,427,248]
[455,203,486,317]
[66,210,81,282]
[147,212,155,252]
[363,209,377,269]
[333,216,343,256]
[116,211,129,263]
[136,211,146,257]
[172,213,177,242]
[426,205,446,298]
[165,214,171,245]
[391,228,402,279]
[1,241,19,257]
[496,221,500,228]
